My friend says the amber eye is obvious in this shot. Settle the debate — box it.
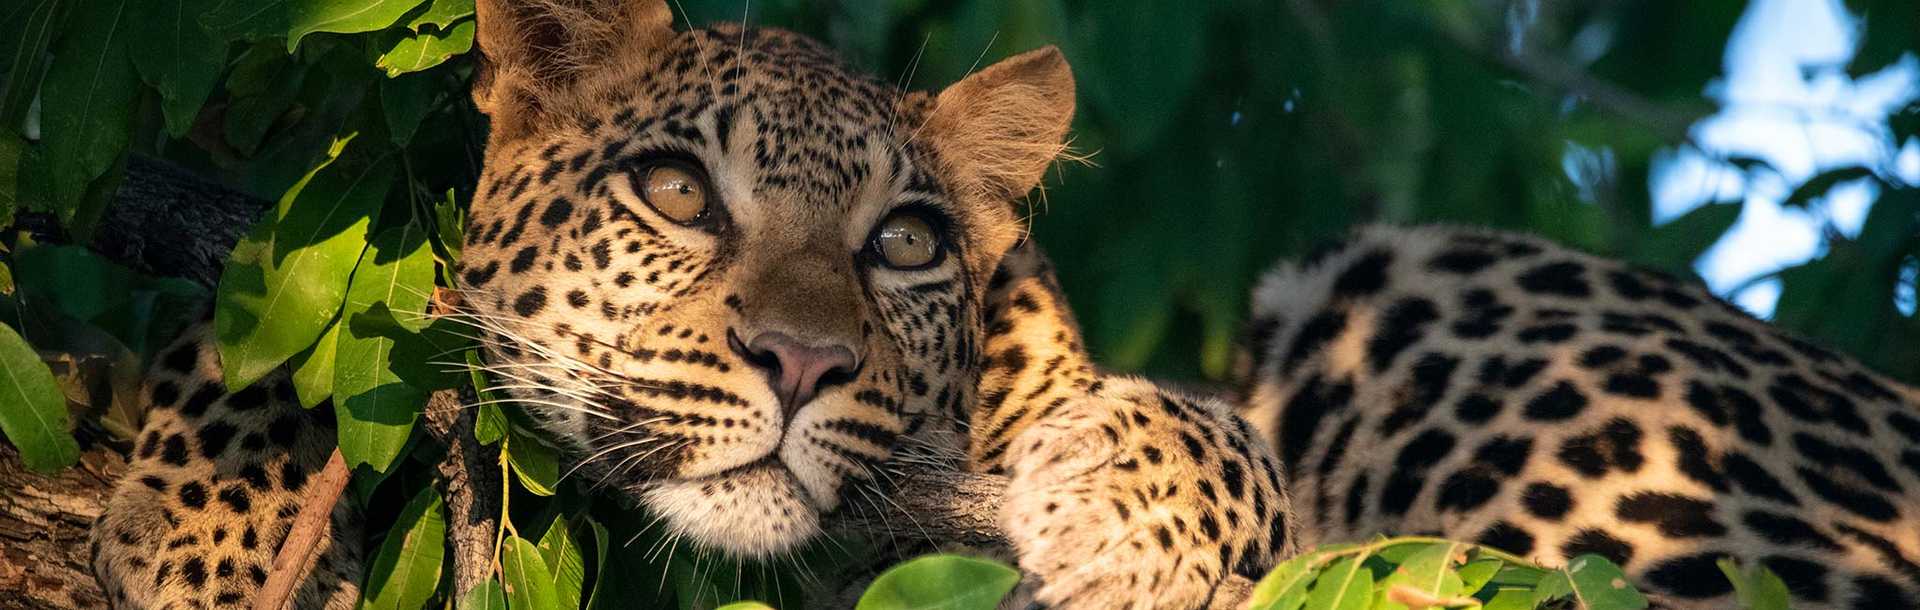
[871,211,944,270]
[630,160,711,224]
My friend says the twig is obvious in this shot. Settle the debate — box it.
[253,450,351,610]
[1426,11,1708,141]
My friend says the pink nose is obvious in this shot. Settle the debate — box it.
[733,331,859,415]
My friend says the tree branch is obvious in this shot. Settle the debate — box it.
[252,451,351,610]
[1427,11,1709,141]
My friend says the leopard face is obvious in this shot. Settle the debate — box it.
[457,0,1073,557]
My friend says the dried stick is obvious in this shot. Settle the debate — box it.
[252,450,351,610]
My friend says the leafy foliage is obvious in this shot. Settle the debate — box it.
[1243,538,1657,610]
[0,0,1911,608]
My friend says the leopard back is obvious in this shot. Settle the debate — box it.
[1240,224,1920,608]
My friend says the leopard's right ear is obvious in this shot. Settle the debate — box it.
[473,0,676,138]
[918,46,1076,205]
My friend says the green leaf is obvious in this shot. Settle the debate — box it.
[38,0,137,226]
[1563,555,1648,610]
[583,518,611,610]
[290,319,341,408]
[459,579,507,610]
[221,44,308,156]
[1303,556,1373,610]
[333,222,436,472]
[375,18,473,77]
[1482,588,1536,610]
[202,0,288,42]
[0,323,80,472]
[10,245,207,357]
[1247,551,1327,610]
[2,0,67,129]
[503,535,560,610]
[470,351,505,445]
[1782,166,1876,208]
[1850,0,1918,76]
[359,487,446,610]
[1488,564,1552,589]
[10,244,137,323]
[505,425,559,496]
[1378,542,1464,610]
[1072,0,1209,155]
[380,70,438,146]
[1456,558,1503,595]
[344,222,437,330]
[714,604,775,610]
[216,135,386,390]
[1530,569,1572,607]
[287,0,430,52]
[1635,200,1742,273]
[129,0,228,137]
[1717,558,1791,610]
[537,516,587,610]
[405,0,473,31]
[855,554,1020,610]
[430,188,465,263]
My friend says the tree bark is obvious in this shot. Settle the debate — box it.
[0,444,122,610]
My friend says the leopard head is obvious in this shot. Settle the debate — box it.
[459,0,1074,557]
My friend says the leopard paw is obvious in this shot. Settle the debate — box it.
[997,379,1294,610]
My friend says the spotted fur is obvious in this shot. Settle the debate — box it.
[981,242,1296,609]
[1240,225,1920,609]
[89,325,362,610]
[449,0,1077,561]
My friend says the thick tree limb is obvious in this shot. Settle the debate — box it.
[0,445,121,610]
[422,381,501,600]
[17,156,271,288]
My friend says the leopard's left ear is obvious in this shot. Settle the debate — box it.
[919,46,1076,203]
[474,0,677,138]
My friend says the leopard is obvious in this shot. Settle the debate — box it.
[1236,224,1920,609]
[89,1,1292,609]
[88,0,1920,608]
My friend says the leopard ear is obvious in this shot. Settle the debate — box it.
[473,0,676,136]
[921,46,1076,203]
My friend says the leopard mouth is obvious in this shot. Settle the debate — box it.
[637,455,826,558]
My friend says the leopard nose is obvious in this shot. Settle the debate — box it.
[731,330,859,416]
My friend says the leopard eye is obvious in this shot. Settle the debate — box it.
[630,160,711,224]
[871,211,943,270]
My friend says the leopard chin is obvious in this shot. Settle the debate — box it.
[638,462,824,558]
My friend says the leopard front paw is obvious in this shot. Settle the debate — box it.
[996,381,1293,610]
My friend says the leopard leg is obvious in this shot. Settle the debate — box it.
[974,242,1297,610]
